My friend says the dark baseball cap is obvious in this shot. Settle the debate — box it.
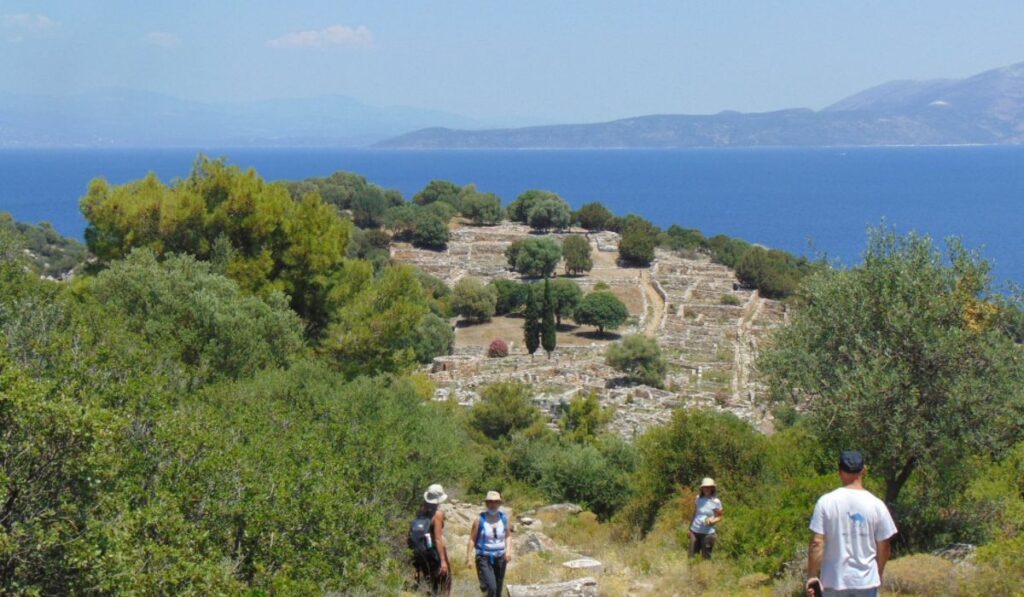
[839,450,865,473]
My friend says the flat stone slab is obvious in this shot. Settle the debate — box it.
[506,577,598,597]
[562,557,602,571]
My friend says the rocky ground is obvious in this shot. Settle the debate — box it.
[392,221,787,438]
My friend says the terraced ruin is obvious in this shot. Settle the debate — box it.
[392,222,787,437]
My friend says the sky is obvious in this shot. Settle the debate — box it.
[2,0,1024,125]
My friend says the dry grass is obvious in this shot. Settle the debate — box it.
[883,554,955,594]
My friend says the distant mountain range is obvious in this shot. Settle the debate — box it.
[0,89,478,147]
[378,61,1024,149]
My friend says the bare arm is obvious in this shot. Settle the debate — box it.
[806,533,825,596]
[504,519,513,561]
[466,519,479,567]
[433,510,449,574]
[876,538,891,580]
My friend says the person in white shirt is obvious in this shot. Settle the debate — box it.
[806,451,897,597]
[688,477,724,558]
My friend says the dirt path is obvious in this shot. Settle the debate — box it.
[640,268,666,338]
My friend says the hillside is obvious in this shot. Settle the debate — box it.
[377,61,1024,148]
[392,221,786,436]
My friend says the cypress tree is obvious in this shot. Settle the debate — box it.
[541,277,557,357]
[523,285,541,357]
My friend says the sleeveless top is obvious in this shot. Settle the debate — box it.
[476,512,507,556]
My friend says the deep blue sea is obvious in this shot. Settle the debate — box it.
[1,146,1022,286]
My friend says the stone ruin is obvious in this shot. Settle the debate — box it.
[395,222,787,438]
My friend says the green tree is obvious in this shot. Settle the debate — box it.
[89,249,304,386]
[469,382,542,440]
[383,204,419,240]
[660,225,705,252]
[618,220,658,266]
[452,277,497,323]
[490,280,531,315]
[413,180,462,208]
[760,228,1024,506]
[605,335,667,388]
[506,237,562,278]
[527,197,572,231]
[541,278,557,357]
[507,190,560,223]
[735,246,808,299]
[574,291,629,334]
[549,278,583,325]
[575,202,614,231]
[350,187,389,228]
[561,234,593,276]
[411,211,449,250]
[80,157,352,335]
[324,264,431,377]
[460,189,504,225]
[706,234,752,268]
[523,285,542,357]
[410,312,454,363]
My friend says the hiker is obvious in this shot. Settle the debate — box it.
[688,477,723,559]
[409,483,451,596]
[466,491,512,597]
[805,451,897,597]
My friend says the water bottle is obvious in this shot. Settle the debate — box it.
[425,531,433,549]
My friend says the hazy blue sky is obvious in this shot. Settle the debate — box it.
[2,0,1024,123]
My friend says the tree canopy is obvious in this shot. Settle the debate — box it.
[561,234,593,276]
[575,202,614,231]
[506,237,562,278]
[573,291,629,334]
[606,335,667,388]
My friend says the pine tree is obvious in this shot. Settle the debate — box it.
[541,277,557,357]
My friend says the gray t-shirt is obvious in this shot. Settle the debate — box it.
[809,487,897,591]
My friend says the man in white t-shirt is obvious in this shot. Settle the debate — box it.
[806,451,897,597]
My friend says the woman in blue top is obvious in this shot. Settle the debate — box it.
[688,477,723,559]
[466,491,512,597]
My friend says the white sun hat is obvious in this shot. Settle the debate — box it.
[424,483,448,504]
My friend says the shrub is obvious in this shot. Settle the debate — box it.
[882,555,954,595]
[469,382,541,440]
[605,335,666,387]
[452,277,497,323]
[705,234,751,268]
[659,224,706,251]
[411,313,454,363]
[720,294,742,306]
[488,339,509,358]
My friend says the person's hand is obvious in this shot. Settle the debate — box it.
[440,561,449,576]
[504,552,512,563]
[464,557,473,570]
[805,577,822,597]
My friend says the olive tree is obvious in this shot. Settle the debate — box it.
[760,228,1024,506]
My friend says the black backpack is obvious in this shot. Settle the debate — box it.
[408,513,439,569]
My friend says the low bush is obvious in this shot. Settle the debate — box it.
[487,338,509,358]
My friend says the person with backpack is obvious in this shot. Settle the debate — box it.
[688,477,723,559]
[409,483,451,596]
[465,491,512,597]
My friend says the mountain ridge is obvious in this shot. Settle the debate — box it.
[377,61,1024,149]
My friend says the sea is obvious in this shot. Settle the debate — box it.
[1,146,1022,287]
